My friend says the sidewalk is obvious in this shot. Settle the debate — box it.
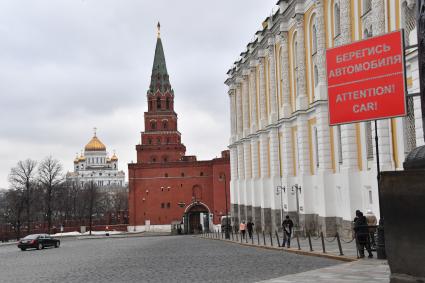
[203,231,360,260]
[259,259,390,283]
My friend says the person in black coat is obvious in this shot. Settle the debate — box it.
[282,215,294,248]
[354,211,373,258]
[247,221,254,239]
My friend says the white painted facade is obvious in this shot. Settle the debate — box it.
[225,0,421,235]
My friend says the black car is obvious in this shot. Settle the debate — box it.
[17,234,60,251]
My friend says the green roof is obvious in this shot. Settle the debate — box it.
[149,37,171,93]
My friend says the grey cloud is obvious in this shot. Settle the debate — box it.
[0,0,276,187]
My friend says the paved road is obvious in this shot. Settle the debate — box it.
[0,235,340,283]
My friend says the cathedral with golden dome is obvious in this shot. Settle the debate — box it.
[66,129,125,190]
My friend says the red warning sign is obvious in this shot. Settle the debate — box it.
[326,31,407,125]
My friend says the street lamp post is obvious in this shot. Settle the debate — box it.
[291,184,302,215]
[276,186,286,224]
[219,173,230,239]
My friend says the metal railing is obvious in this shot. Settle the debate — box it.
[200,225,380,259]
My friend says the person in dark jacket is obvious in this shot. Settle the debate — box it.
[282,215,294,248]
[247,221,254,239]
[354,211,373,258]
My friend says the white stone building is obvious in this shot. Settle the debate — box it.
[225,0,420,235]
[66,131,126,191]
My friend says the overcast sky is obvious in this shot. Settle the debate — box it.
[0,0,276,189]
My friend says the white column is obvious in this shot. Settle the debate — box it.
[372,0,392,170]
[249,62,258,133]
[243,141,251,180]
[229,87,237,143]
[297,117,310,175]
[236,83,243,139]
[269,128,280,177]
[237,143,245,180]
[258,53,268,129]
[281,124,293,178]
[260,133,269,179]
[295,13,308,110]
[267,39,279,123]
[315,0,328,100]
[243,141,251,213]
[316,105,332,172]
[278,30,291,118]
[251,137,260,210]
[339,0,358,171]
[229,146,238,214]
[242,72,250,137]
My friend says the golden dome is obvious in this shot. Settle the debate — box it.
[111,153,118,161]
[85,135,106,151]
[74,157,79,163]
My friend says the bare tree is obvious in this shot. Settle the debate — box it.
[85,181,99,235]
[8,159,37,234]
[4,189,25,239]
[38,156,63,234]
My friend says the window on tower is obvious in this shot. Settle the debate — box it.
[163,120,168,129]
[157,97,161,109]
[166,98,170,109]
[150,121,156,130]
[157,137,161,144]
[148,138,152,144]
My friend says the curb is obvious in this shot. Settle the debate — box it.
[76,232,173,240]
[198,236,357,262]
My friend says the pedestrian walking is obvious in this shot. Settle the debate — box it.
[282,215,293,248]
[365,209,377,247]
[247,220,254,239]
[239,221,246,239]
[354,211,373,258]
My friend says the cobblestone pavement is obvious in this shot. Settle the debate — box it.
[0,235,340,283]
[261,259,390,283]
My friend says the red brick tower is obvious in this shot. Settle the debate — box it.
[128,24,230,233]
[136,22,186,164]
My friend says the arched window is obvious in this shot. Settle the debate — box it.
[163,120,168,129]
[314,65,319,87]
[312,22,318,54]
[156,97,161,109]
[363,0,372,14]
[148,138,152,145]
[149,100,153,111]
[166,97,170,109]
[157,137,161,144]
[334,3,341,36]
[150,121,156,130]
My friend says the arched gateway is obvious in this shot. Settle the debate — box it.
[183,202,210,234]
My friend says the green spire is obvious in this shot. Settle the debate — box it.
[149,23,171,93]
